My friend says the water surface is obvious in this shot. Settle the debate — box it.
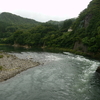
[0,46,100,100]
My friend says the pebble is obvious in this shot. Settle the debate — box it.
[0,52,40,82]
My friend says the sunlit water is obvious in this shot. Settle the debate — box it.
[0,51,100,100]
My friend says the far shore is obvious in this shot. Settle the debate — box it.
[0,52,40,82]
[12,44,32,49]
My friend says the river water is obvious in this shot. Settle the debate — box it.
[0,45,100,100]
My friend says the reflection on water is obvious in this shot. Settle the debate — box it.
[0,45,44,53]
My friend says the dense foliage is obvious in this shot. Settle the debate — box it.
[0,12,40,25]
[69,0,100,53]
[0,0,100,59]
[0,12,75,48]
[5,23,73,48]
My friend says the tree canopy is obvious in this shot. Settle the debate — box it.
[0,0,100,59]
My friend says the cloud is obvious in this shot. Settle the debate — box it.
[0,0,92,22]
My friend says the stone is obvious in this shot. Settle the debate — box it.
[96,66,100,73]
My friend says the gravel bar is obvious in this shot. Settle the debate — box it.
[0,52,40,82]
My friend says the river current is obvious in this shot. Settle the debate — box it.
[0,47,100,100]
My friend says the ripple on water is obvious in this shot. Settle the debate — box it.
[0,52,100,100]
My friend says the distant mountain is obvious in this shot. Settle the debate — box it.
[46,20,64,28]
[0,12,41,25]
[47,18,76,30]
[47,20,63,25]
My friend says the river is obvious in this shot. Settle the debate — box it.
[0,45,100,100]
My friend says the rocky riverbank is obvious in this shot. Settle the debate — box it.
[0,52,40,82]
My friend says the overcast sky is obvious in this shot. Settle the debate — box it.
[0,0,92,22]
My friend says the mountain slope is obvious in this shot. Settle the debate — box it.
[69,0,100,54]
[0,21,11,38]
[0,12,41,25]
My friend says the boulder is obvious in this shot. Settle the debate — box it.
[96,66,100,73]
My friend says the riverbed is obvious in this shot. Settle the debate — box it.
[0,46,100,100]
[0,52,39,82]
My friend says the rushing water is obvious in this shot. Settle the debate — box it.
[0,46,100,100]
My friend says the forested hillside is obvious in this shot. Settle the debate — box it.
[0,0,100,59]
[0,21,11,38]
[68,0,100,56]
[0,12,42,41]
[0,12,40,25]
[0,12,75,47]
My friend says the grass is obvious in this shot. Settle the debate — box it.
[0,66,3,70]
[0,55,3,58]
